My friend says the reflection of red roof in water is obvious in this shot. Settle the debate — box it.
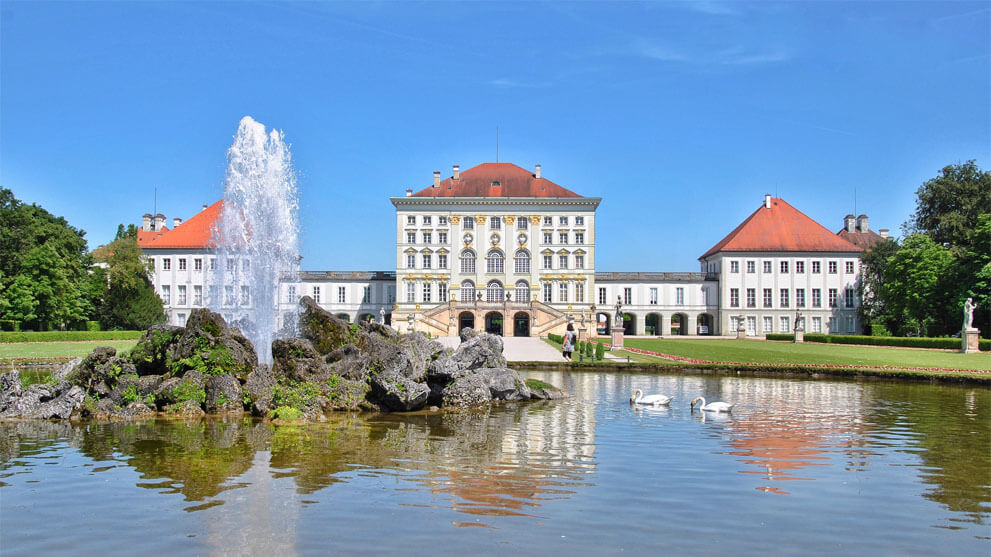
[700,197,862,259]
[138,200,223,249]
[409,163,582,198]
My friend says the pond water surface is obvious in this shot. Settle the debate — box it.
[1,371,989,555]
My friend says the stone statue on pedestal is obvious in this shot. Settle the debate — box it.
[964,297,976,330]
[379,307,385,325]
[615,296,624,327]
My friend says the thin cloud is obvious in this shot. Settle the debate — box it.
[490,78,552,88]
[635,39,791,66]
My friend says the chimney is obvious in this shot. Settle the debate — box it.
[202,204,208,211]
[173,217,183,228]
[844,214,855,233]
[764,194,772,209]
[857,214,869,232]
[453,165,460,180]
[142,213,152,231]
[154,213,166,231]
[433,171,440,188]
[405,188,413,197]
[880,229,889,239]
[535,164,542,179]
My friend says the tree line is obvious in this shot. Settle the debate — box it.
[0,188,164,331]
[859,161,990,337]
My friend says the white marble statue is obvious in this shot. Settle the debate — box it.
[963,297,975,330]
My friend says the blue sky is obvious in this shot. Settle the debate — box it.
[2,1,988,272]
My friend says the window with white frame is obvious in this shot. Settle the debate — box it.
[543,231,552,244]
[649,288,658,305]
[730,261,739,273]
[161,285,171,305]
[812,316,822,332]
[461,250,476,273]
[796,261,805,273]
[407,215,416,225]
[514,250,530,273]
[763,261,772,273]
[463,217,474,229]
[438,216,448,226]
[623,287,632,304]
[487,250,504,273]
[575,231,584,244]
[575,281,584,303]
[406,282,415,302]
[846,315,855,332]
[438,231,447,244]
[515,281,529,302]
[422,282,432,303]
[407,254,416,269]
[193,285,202,306]
[208,286,218,305]
[362,286,370,303]
[828,288,838,307]
[812,288,821,307]
[178,258,187,271]
[240,285,250,305]
[338,286,346,303]
[746,316,757,335]
[559,216,568,225]
[438,282,447,302]
[209,258,216,271]
[406,231,416,243]
[422,253,431,269]
[780,316,790,332]
[575,254,584,269]
[462,281,475,302]
[780,289,789,307]
[490,217,501,230]
[730,288,739,307]
[763,316,773,333]
[747,288,756,308]
[559,232,568,244]
[486,281,503,302]
[543,254,553,269]
[845,288,855,308]
[763,288,773,308]
[194,258,202,271]
[177,285,186,305]
[676,287,684,305]
[517,217,527,230]
[828,261,837,274]
[287,285,296,303]
[559,282,568,303]
[438,254,447,269]
[543,216,552,225]
[575,216,584,225]
[845,261,854,274]
[224,285,234,306]
[812,261,821,274]
[163,258,171,271]
[422,216,431,225]
[543,282,553,303]
[796,288,805,307]
[559,254,568,270]
[780,261,789,273]
[599,287,607,304]
[312,286,321,303]
[747,260,755,273]
[422,231,432,244]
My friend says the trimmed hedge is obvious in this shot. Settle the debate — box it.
[766,332,989,351]
[548,333,563,344]
[0,330,144,343]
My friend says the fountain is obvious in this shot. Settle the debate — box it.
[210,116,300,365]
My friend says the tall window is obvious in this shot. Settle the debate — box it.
[763,316,773,333]
[438,254,448,269]
[161,285,171,305]
[649,288,658,305]
[674,287,684,305]
[730,261,739,273]
[812,261,821,274]
[780,289,789,307]
[438,231,447,244]
[514,250,530,273]
[362,286,371,303]
[422,253,432,269]
[575,281,584,303]
[780,316,790,333]
[812,288,821,307]
[177,285,186,305]
[559,254,568,269]
[312,286,321,303]
[575,254,584,269]
[575,231,584,244]
[763,288,773,308]
[338,286,346,303]
[163,258,172,271]
[730,288,740,307]
[543,231,553,244]
[486,250,504,273]
[178,258,187,271]
[406,282,415,302]
[208,286,218,305]
[543,283,553,303]
[288,285,296,303]
[623,287,632,305]
[796,261,805,273]
[226,259,235,272]
[461,250,476,273]
[406,231,416,243]
[845,288,855,308]
[193,285,202,306]
[559,232,568,244]
[543,254,553,269]
[828,288,838,307]
[746,288,756,308]
[224,285,234,306]
[240,285,250,305]
[462,281,475,302]
[422,232,432,244]
[828,261,838,274]
[438,282,447,302]
[515,281,529,302]
[487,281,503,302]
[407,254,416,269]
[796,288,805,307]
[811,316,822,332]
[209,258,216,271]
[422,282,432,303]
[599,287,607,304]
[845,261,855,274]
[747,261,755,273]
[559,282,568,303]
[763,261,772,273]
[463,217,474,230]
[780,261,789,273]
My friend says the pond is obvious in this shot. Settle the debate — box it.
[1,371,988,555]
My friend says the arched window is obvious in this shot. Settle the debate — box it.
[460,249,476,274]
[486,249,504,274]
[487,280,504,302]
[514,249,530,274]
[515,280,529,303]
[461,280,475,302]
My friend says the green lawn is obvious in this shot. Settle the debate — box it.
[0,340,139,360]
[623,338,991,371]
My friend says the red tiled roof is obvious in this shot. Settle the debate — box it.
[699,197,862,259]
[138,200,223,249]
[836,228,887,250]
[410,163,582,198]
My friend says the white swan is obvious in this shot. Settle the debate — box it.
[690,396,733,413]
[630,389,672,406]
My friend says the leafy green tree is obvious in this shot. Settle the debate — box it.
[2,274,38,325]
[960,214,991,333]
[0,188,90,283]
[882,234,956,336]
[14,243,88,329]
[906,160,991,256]
[98,233,164,330]
[858,238,900,335]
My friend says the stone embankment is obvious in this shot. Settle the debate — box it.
[0,296,564,421]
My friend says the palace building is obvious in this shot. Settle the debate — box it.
[136,162,887,338]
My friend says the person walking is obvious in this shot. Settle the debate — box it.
[562,323,577,360]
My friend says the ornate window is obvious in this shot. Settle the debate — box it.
[461,280,475,302]
[514,250,530,274]
[559,282,568,302]
[460,250,476,274]
[486,250,504,273]
[486,281,504,302]
[515,280,529,302]
[438,282,447,302]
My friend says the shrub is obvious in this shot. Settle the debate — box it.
[0,320,20,332]
[595,341,605,361]
[0,330,142,343]
[766,334,794,341]
[548,333,563,344]
[585,341,593,359]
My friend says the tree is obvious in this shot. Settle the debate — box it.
[857,238,900,334]
[906,160,991,256]
[97,234,165,330]
[882,234,956,336]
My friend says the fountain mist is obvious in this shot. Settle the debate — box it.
[211,116,300,365]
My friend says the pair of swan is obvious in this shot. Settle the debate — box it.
[690,396,734,413]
